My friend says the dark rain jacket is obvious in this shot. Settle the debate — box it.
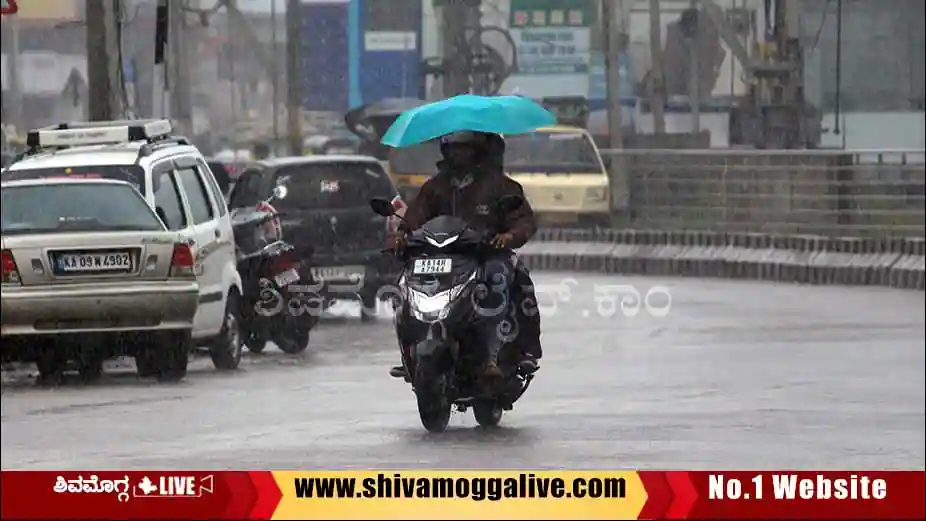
[401,155,538,249]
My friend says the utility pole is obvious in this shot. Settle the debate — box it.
[168,0,193,136]
[86,0,117,121]
[271,0,280,143]
[285,0,302,155]
[2,12,23,128]
[601,0,628,212]
[686,1,701,132]
[153,0,168,118]
[440,0,480,96]
[648,0,666,133]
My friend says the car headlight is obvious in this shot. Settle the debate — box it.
[585,187,607,201]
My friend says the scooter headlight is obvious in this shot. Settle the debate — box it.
[408,271,477,322]
[408,288,452,321]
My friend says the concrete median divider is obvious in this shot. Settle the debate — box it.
[518,229,925,291]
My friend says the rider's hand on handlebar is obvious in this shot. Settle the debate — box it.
[385,231,407,252]
[490,232,515,249]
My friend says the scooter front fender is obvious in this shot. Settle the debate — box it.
[415,339,447,359]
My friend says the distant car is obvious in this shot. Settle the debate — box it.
[206,159,253,201]
[4,119,245,372]
[227,155,404,321]
[1,178,200,382]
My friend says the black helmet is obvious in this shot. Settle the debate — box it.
[439,131,491,147]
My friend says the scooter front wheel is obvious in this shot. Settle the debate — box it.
[414,358,451,433]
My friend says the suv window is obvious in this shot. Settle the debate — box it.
[3,165,147,192]
[274,162,396,211]
[198,161,228,216]
[176,167,215,225]
[228,169,264,209]
[2,182,164,235]
[153,171,187,230]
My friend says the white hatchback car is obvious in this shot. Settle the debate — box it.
[3,119,245,371]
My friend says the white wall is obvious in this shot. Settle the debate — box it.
[423,0,765,98]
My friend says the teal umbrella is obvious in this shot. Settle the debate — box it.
[381,94,557,148]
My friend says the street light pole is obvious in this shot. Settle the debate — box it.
[271,0,280,143]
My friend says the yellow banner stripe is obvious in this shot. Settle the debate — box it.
[271,471,645,520]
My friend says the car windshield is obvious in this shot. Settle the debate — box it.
[1,183,164,235]
[274,162,396,211]
[504,131,603,174]
[389,141,440,175]
[2,164,146,192]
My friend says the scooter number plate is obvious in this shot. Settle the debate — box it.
[274,268,301,287]
[413,258,452,275]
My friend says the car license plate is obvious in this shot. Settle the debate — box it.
[413,258,452,275]
[310,265,365,282]
[274,268,301,287]
[56,252,132,273]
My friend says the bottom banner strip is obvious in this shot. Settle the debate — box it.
[1,470,923,520]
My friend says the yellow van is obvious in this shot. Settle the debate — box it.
[505,125,611,227]
[384,125,611,228]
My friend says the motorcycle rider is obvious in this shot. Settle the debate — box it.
[386,130,541,379]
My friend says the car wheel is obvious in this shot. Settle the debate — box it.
[135,351,158,378]
[35,351,65,386]
[209,289,243,371]
[154,330,191,382]
[77,350,105,383]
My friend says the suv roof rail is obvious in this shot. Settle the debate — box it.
[26,119,176,149]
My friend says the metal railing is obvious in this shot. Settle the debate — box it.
[600,149,926,237]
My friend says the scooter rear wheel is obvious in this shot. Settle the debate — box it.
[473,399,503,427]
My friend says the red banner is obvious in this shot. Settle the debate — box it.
[1,470,923,520]
[638,471,925,520]
[0,471,282,520]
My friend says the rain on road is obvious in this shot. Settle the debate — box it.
[2,273,924,470]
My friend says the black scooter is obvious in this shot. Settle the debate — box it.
[370,195,538,432]
[232,186,318,354]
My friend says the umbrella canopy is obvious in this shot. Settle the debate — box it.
[380,94,557,148]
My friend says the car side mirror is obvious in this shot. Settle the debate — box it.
[369,196,395,217]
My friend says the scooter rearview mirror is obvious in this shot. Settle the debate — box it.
[369,197,395,217]
[272,184,288,201]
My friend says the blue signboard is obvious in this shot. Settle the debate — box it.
[298,1,350,112]
[297,0,423,112]
[357,0,423,107]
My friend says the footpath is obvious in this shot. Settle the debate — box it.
[520,229,925,291]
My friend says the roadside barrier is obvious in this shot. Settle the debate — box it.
[519,229,925,291]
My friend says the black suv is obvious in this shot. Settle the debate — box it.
[227,156,402,320]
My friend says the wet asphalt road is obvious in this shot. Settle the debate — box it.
[2,273,924,470]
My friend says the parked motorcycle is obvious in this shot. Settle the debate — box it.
[232,185,318,354]
[369,195,538,432]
